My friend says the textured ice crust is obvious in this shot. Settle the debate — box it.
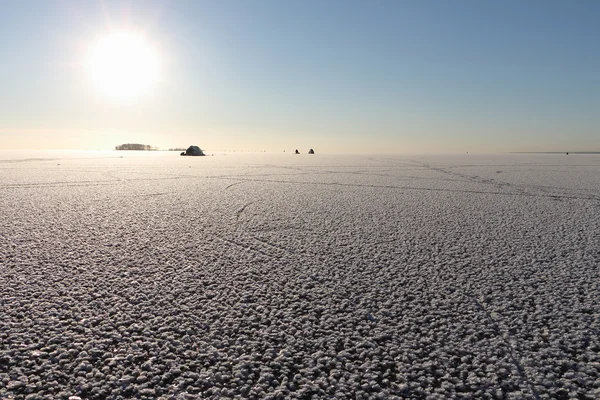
[1,152,599,399]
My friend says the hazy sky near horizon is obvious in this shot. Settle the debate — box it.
[0,0,598,153]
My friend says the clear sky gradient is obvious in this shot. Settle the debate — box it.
[1,0,598,153]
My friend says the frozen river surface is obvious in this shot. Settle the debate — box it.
[1,151,599,399]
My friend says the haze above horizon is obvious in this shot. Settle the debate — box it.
[0,0,598,153]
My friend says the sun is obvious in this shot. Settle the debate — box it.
[88,31,158,101]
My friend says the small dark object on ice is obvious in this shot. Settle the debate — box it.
[308,148,314,154]
[294,149,300,154]
[566,152,569,155]
[180,145,205,156]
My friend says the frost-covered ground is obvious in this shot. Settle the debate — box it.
[1,151,599,399]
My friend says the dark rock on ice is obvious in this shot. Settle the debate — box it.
[308,148,314,154]
[180,145,205,156]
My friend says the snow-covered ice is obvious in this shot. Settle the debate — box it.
[1,151,599,399]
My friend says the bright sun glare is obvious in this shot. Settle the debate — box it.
[88,31,158,101]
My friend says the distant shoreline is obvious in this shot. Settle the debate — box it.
[509,152,600,154]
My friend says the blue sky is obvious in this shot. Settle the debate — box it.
[0,0,598,152]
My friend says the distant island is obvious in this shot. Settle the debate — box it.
[115,143,158,151]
